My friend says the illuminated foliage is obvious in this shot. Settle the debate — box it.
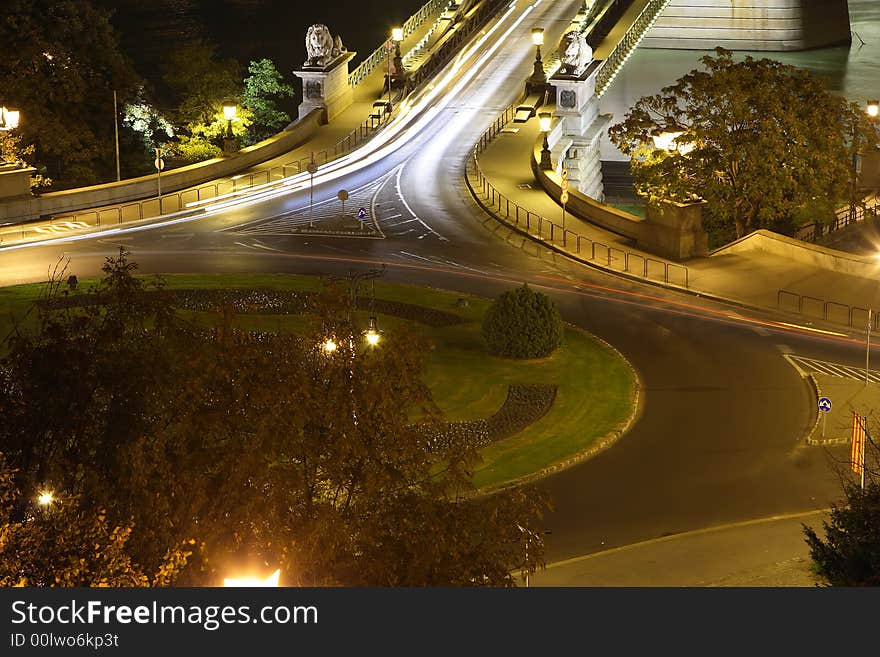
[609,49,879,244]
[0,252,548,586]
[0,132,51,189]
[0,454,190,587]
[0,0,140,187]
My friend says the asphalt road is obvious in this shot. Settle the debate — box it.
[0,0,861,567]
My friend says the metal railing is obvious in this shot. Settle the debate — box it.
[348,0,447,87]
[44,110,395,231]
[794,198,880,243]
[778,289,876,328]
[595,0,673,97]
[465,102,689,289]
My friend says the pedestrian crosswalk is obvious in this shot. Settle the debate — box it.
[785,354,880,384]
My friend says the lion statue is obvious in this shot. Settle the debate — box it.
[305,24,347,67]
[559,31,592,76]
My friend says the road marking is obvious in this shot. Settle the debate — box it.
[394,160,447,242]
[786,354,880,383]
[385,213,403,220]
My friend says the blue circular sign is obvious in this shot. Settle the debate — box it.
[357,207,367,220]
[818,397,832,413]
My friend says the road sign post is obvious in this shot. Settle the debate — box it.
[337,189,349,218]
[307,154,318,228]
[866,310,872,386]
[560,168,569,246]
[818,397,832,438]
[154,147,165,214]
[357,206,368,230]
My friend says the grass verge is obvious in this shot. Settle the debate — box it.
[0,273,636,491]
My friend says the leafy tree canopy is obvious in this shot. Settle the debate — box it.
[0,0,140,187]
[608,49,879,243]
[243,59,295,145]
[0,252,548,586]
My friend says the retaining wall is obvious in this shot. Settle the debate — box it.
[712,228,879,277]
[0,109,323,224]
[642,0,852,51]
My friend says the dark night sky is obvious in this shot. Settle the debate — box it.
[102,0,427,83]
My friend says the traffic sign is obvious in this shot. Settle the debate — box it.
[337,189,349,202]
[818,397,832,413]
[154,158,165,171]
[306,162,318,175]
[560,190,569,205]
[357,207,368,220]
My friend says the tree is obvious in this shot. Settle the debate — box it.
[804,429,880,586]
[243,59,295,145]
[0,132,51,189]
[0,0,140,188]
[0,453,190,587]
[0,253,548,586]
[161,43,252,162]
[608,49,878,244]
[482,284,563,359]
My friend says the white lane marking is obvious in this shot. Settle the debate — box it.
[395,160,447,242]
[385,213,404,220]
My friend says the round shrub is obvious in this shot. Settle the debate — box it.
[481,284,563,359]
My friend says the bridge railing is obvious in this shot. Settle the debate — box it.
[595,0,673,97]
[778,289,876,328]
[465,102,689,289]
[42,111,395,232]
[794,198,880,243]
[348,0,447,87]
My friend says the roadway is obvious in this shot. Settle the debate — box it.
[0,0,859,574]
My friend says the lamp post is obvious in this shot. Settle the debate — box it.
[539,112,552,170]
[222,100,238,155]
[0,106,20,131]
[868,100,879,120]
[527,28,546,93]
[386,28,403,111]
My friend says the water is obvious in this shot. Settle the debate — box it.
[600,0,880,160]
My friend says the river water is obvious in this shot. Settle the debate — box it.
[599,0,880,160]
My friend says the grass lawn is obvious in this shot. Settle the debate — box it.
[0,274,636,491]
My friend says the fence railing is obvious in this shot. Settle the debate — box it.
[794,198,880,243]
[465,101,689,289]
[595,0,673,97]
[778,289,876,328]
[348,0,447,87]
[44,109,395,231]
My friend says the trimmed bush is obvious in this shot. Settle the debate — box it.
[482,284,563,359]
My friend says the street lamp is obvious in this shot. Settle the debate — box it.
[868,100,879,119]
[37,491,54,507]
[223,569,280,587]
[322,337,338,353]
[386,27,404,111]
[222,100,238,154]
[0,106,20,131]
[539,112,552,170]
[527,28,546,92]
[363,316,381,346]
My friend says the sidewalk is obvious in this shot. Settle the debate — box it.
[531,510,826,587]
[478,112,880,326]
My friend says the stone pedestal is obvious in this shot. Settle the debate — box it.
[548,61,607,201]
[294,51,356,124]
[0,163,35,199]
[638,200,708,260]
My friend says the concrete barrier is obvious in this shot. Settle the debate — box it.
[0,109,323,224]
[643,0,852,51]
[712,229,880,277]
[530,140,707,259]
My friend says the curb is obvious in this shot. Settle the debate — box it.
[472,325,643,497]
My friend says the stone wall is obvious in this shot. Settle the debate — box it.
[711,228,877,276]
[642,0,851,51]
[0,109,322,224]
